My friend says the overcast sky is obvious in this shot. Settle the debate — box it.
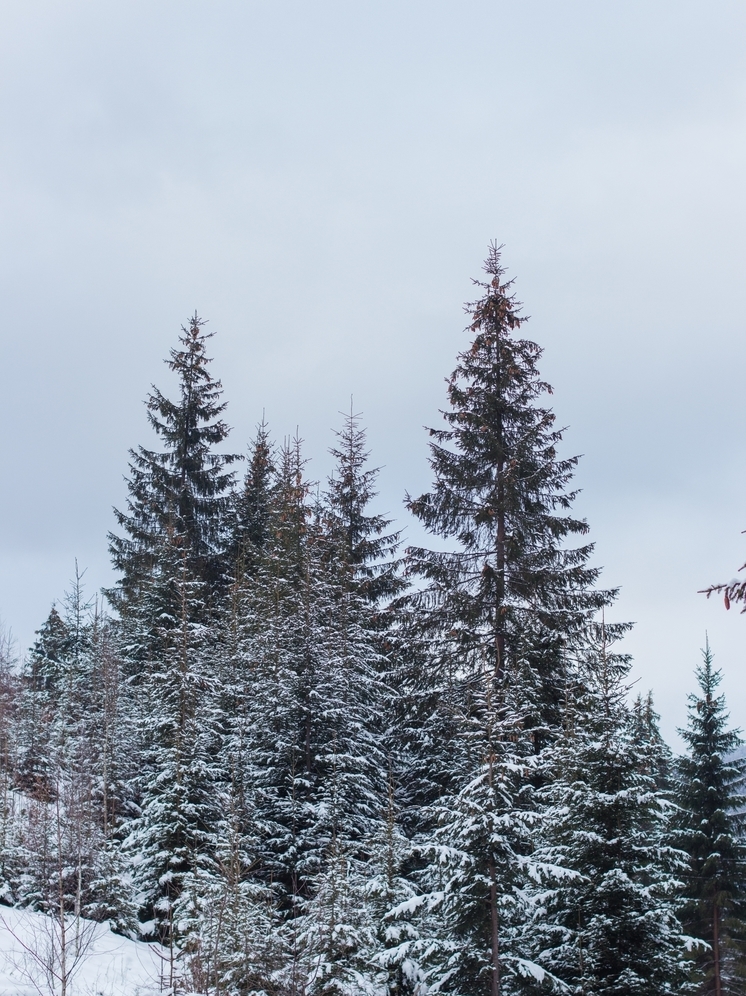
[1,0,745,744]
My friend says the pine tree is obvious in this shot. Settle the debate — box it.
[16,605,70,794]
[389,666,543,995]
[404,245,613,730]
[399,245,615,992]
[233,436,389,973]
[324,405,402,607]
[108,314,239,625]
[230,415,276,579]
[124,544,223,947]
[14,571,137,932]
[527,626,688,995]
[675,641,746,995]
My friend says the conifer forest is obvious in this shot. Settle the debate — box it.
[2,246,745,996]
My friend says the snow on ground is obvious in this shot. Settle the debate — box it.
[0,907,175,995]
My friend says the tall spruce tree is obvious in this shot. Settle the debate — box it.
[405,244,613,732]
[223,433,392,993]
[675,642,746,995]
[400,246,615,993]
[108,314,239,624]
[107,316,237,942]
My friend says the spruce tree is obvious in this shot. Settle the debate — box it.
[12,572,137,932]
[176,813,283,994]
[324,405,402,607]
[528,627,688,995]
[16,605,70,793]
[230,416,276,579]
[0,627,21,907]
[631,689,672,790]
[675,642,746,995]
[400,245,615,992]
[106,317,239,945]
[405,245,613,715]
[108,314,239,623]
[124,544,223,946]
[294,839,383,995]
[389,667,543,995]
[367,775,423,995]
[233,436,389,969]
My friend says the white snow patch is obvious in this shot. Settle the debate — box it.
[0,907,174,995]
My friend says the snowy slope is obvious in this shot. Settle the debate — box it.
[0,907,175,995]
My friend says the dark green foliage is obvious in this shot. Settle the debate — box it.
[394,677,539,995]
[399,246,619,991]
[238,438,388,897]
[26,606,72,697]
[125,551,223,945]
[676,642,746,995]
[404,243,615,730]
[529,630,688,995]
[16,606,69,792]
[107,314,239,621]
[9,570,137,932]
[631,689,672,790]
[324,405,403,607]
[230,416,275,578]
[105,318,242,943]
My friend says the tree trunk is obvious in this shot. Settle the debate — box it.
[489,859,500,996]
[495,437,506,684]
[713,901,722,996]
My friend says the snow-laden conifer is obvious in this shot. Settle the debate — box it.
[386,657,546,995]
[631,689,672,791]
[221,432,393,992]
[404,245,614,730]
[124,544,223,946]
[16,605,70,794]
[675,641,746,994]
[108,314,239,627]
[398,246,617,993]
[0,627,22,907]
[12,572,137,933]
[367,775,423,995]
[527,625,689,995]
[174,807,284,995]
[324,405,403,608]
[230,416,276,579]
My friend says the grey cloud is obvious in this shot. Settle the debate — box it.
[1,0,745,743]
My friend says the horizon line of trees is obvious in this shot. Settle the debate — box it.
[1,244,745,995]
